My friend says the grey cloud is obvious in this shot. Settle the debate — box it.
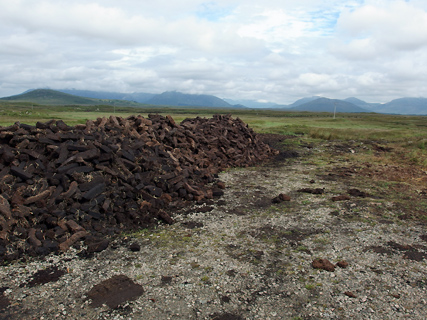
[1,0,427,105]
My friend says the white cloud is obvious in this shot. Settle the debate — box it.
[337,0,427,51]
[330,38,385,61]
[298,73,337,87]
[110,47,178,67]
[356,72,385,87]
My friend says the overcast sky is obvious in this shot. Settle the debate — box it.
[1,0,427,104]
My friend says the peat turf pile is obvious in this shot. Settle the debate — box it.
[0,114,275,263]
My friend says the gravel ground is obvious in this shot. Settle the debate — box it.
[1,148,427,320]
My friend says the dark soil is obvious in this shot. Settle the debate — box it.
[297,188,324,194]
[21,266,66,288]
[86,274,144,309]
[259,133,300,163]
[0,288,10,311]
[364,241,427,261]
[210,313,245,320]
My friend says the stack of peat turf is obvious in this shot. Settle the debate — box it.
[0,114,276,263]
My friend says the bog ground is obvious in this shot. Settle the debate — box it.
[1,108,427,319]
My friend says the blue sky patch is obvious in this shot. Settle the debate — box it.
[196,2,234,21]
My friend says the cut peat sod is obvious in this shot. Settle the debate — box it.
[0,114,277,264]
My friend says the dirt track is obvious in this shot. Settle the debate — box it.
[1,137,427,319]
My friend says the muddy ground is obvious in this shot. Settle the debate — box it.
[1,135,427,319]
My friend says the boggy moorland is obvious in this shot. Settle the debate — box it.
[1,106,427,319]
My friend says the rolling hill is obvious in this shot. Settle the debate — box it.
[288,97,371,113]
[0,89,147,107]
[0,89,96,105]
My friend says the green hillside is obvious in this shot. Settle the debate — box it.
[0,89,97,105]
[0,89,144,107]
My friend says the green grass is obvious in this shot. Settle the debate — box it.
[305,284,316,290]
[1,101,427,155]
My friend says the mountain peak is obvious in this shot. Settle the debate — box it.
[289,96,371,113]
[146,91,234,108]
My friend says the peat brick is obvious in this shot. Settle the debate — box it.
[10,166,33,181]
[83,183,106,201]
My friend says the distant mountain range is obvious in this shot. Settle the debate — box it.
[1,89,427,115]
[60,89,239,108]
[0,89,244,109]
